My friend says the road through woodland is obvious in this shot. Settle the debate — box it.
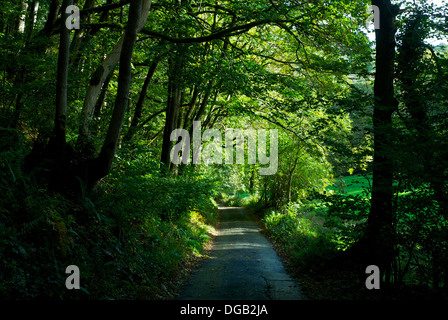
[177,205,307,300]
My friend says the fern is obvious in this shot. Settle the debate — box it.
[18,215,44,237]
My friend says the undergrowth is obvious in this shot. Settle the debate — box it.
[0,132,218,299]
[234,182,448,299]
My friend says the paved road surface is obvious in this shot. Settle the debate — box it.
[177,205,307,300]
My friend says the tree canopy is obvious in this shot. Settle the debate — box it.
[0,0,447,301]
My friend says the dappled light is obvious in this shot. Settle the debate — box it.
[0,0,447,306]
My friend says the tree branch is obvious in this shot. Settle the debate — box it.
[80,0,130,15]
[141,18,295,43]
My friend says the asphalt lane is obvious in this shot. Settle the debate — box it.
[177,205,307,300]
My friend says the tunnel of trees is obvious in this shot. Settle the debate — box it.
[0,0,447,299]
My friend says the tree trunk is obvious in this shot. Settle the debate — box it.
[364,0,400,287]
[160,47,185,172]
[53,0,72,148]
[183,85,200,129]
[9,1,39,127]
[40,0,75,192]
[42,0,60,35]
[124,55,162,142]
[24,1,39,42]
[249,167,255,195]
[78,38,124,138]
[192,79,214,124]
[89,0,145,185]
[69,0,96,65]
[398,12,448,291]
[93,71,113,118]
[78,0,151,139]
[288,155,300,203]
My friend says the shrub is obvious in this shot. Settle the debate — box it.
[0,138,218,299]
[319,193,370,251]
[394,187,448,290]
[262,203,337,269]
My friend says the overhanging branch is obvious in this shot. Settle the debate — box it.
[141,18,296,43]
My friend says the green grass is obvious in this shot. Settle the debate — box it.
[327,174,418,198]
[327,174,372,196]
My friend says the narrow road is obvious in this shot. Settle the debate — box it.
[177,205,307,300]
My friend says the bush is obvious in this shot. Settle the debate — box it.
[0,129,84,299]
[262,203,337,269]
[0,139,218,299]
[394,187,448,290]
[318,193,370,251]
[80,150,219,298]
[216,192,260,209]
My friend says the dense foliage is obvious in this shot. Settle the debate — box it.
[0,133,217,298]
[0,0,447,299]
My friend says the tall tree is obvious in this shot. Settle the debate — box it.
[364,0,401,286]
[124,53,164,142]
[395,8,448,289]
[52,0,73,149]
[160,45,185,172]
[89,0,148,185]
[78,0,151,141]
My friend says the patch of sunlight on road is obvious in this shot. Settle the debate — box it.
[219,227,259,236]
[214,242,270,251]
